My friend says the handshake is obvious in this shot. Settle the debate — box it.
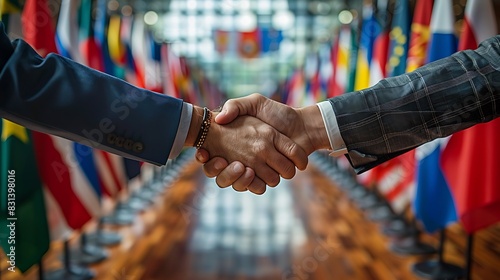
[191,93,333,195]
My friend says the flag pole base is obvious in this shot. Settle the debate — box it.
[101,210,135,226]
[390,236,437,255]
[355,194,384,210]
[116,197,149,212]
[348,186,371,200]
[366,204,398,222]
[85,231,122,246]
[412,260,465,279]
[381,217,415,238]
[45,265,95,280]
[69,245,108,265]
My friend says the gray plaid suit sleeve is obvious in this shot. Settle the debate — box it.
[329,35,500,174]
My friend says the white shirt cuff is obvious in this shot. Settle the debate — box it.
[169,102,192,159]
[317,101,348,157]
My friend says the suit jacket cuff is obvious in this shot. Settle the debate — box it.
[317,101,347,156]
[169,102,192,159]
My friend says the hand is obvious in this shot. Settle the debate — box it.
[197,93,330,190]
[201,113,308,194]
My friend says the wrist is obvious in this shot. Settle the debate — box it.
[297,105,331,152]
[185,106,205,146]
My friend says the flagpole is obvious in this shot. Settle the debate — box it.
[389,216,437,255]
[412,229,465,279]
[465,234,474,280]
[38,261,44,280]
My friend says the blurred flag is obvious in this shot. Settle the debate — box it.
[178,56,200,104]
[79,0,104,71]
[131,14,148,88]
[368,0,390,86]
[386,0,410,77]
[55,0,102,225]
[160,43,180,98]
[55,0,83,63]
[0,2,50,272]
[214,29,230,54]
[304,52,320,105]
[20,0,92,237]
[0,0,22,37]
[372,0,414,212]
[413,0,458,233]
[317,44,332,102]
[354,3,381,90]
[93,151,126,198]
[285,69,306,107]
[94,0,116,75]
[121,15,139,85]
[0,120,50,272]
[145,33,163,93]
[440,0,500,233]
[330,25,353,97]
[260,27,282,53]
[76,4,128,199]
[238,28,260,59]
[406,0,434,73]
[371,151,416,213]
[346,26,358,93]
[107,14,126,68]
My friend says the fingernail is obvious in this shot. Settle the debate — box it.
[195,153,203,162]
[214,160,225,170]
[233,163,244,173]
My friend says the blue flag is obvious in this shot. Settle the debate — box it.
[413,0,458,233]
[387,0,410,77]
[260,27,283,53]
[415,140,457,232]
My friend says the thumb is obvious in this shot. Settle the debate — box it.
[215,93,265,124]
[215,99,242,124]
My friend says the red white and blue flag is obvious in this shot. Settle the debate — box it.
[440,0,500,233]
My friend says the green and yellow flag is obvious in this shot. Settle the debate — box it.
[0,0,22,30]
[0,120,50,273]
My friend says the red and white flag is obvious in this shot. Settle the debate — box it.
[440,0,500,233]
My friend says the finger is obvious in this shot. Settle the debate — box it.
[215,161,246,188]
[255,164,280,187]
[246,176,267,195]
[202,157,230,178]
[274,133,309,171]
[195,149,210,163]
[231,167,256,191]
[265,151,296,180]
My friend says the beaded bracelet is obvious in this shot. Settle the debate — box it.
[194,107,212,149]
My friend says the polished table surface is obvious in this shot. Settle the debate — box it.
[2,160,500,280]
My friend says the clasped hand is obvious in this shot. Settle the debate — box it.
[196,94,330,194]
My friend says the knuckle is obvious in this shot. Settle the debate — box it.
[261,126,274,136]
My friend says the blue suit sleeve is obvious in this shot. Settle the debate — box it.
[0,23,184,165]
